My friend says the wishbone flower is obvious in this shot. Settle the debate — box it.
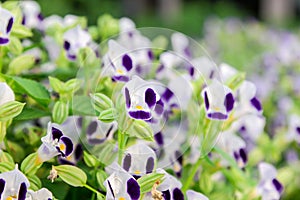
[26,188,53,200]
[0,164,29,200]
[63,25,91,60]
[123,76,163,120]
[37,122,73,162]
[0,7,14,45]
[186,190,209,200]
[20,0,43,29]
[201,79,235,120]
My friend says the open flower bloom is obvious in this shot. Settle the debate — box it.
[0,82,15,106]
[286,114,300,144]
[104,166,140,200]
[217,130,248,168]
[27,188,53,200]
[20,1,43,29]
[122,143,156,178]
[103,40,133,82]
[171,32,192,60]
[123,76,163,120]
[0,165,30,200]
[186,190,209,200]
[63,25,91,60]
[42,14,78,31]
[0,7,14,45]
[190,56,216,81]
[86,118,117,145]
[257,162,283,200]
[201,79,235,120]
[37,122,73,162]
[219,63,238,83]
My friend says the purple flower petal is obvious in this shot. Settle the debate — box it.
[239,148,247,164]
[250,97,262,111]
[125,87,131,108]
[87,121,98,135]
[145,88,156,108]
[162,88,174,102]
[123,153,132,172]
[224,93,234,112]
[0,179,5,197]
[129,110,151,120]
[88,138,106,145]
[154,132,164,146]
[60,136,73,157]
[148,50,154,60]
[0,37,9,45]
[6,17,13,34]
[208,112,228,120]
[75,144,83,160]
[112,75,129,82]
[127,178,140,200]
[18,182,27,200]
[173,188,184,200]
[52,127,63,140]
[162,190,171,200]
[175,150,183,165]
[154,99,164,115]
[122,54,133,71]
[296,127,300,135]
[156,64,164,73]
[37,13,43,21]
[204,91,209,110]
[146,157,154,173]
[272,178,283,193]
[64,41,71,50]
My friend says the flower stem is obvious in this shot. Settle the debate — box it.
[84,184,105,198]
[118,130,125,164]
[182,157,203,192]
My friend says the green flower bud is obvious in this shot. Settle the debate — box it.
[98,108,118,123]
[96,170,108,192]
[137,173,164,194]
[83,151,98,167]
[129,120,154,142]
[52,101,69,124]
[0,101,25,122]
[54,165,87,187]
[90,93,114,113]
[20,152,43,175]
[8,54,35,75]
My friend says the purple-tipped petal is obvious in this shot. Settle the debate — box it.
[148,50,154,60]
[209,70,214,79]
[272,178,283,193]
[67,54,76,60]
[112,75,129,82]
[175,150,183,165]
[60,136,73,157]
[122,54,133,71]
[239,148,247,164]
[156,64,164,73]
[123,153,132,172]
[127,178,140,200]
[145,88,156,108]
[87,138,106,145]
[125,87,131,108]
[0,37,9,45]
[87,121,98,135]
[75,144,83,160]
[224,93,234,112]
[129,110,151,120]
[184,47,192,58]
[0,179,5,197]
[154,132,164,146]
[37,13,43,21]
[154,99,164,115]
[162,88,174,102]
[52,127,63,140]
[208,112,228,120]
[162,190,171,200]
[146,157,154,173]
[189,66,195,77]
[204,91,209,110]
[63,41,71,50]
[296,127,300,135]
[173,188,184,200]
[6,17,14,33]
[250,97,262,111]
[18,182,27,200]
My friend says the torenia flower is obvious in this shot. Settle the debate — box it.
[103,40,133,82]
[186,190,209,200]
[201,79,234,120]
[123,76,163,120]
[37,122,73,162]
[257,162,283,200]
[0,7,14,45]
[0,164,30,200]
[63,25,91,60]
[286,114,300,144]
[122,143,156,178]
[104,165,140,200]
[27,188,53,200]
[0,82,15,106]
[20,1,43,29]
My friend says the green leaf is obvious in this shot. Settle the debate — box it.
[28,175,42,191]
[7,36,23,55]
[137,173,164,194]
[11,24,33,38]
[14,106,51,121]
[54,165,87,187]
[52,101,69,124]
[65,79,82,94]
[8,54,35,75]
[9,76,50,106]
[0,101,25,121]
[70,95,95,116]
[129,120,154,141]
[21,152,43,175]
[83,151,98,167]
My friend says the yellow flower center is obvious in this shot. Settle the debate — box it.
[59,143,66,151]
[7,195,16,200]
[118,197,126,200]
[134,170,141,175]
[135,105,143,110]
[117,69,124,74]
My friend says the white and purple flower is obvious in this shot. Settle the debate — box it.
[20,1,43,29]
[186,190,209,200]
[201,79,235,120]
[37,122,73,162]
[0,7,14,45]
[0,82,15,106]
[63,25,91,60]
[123,76,163,120]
